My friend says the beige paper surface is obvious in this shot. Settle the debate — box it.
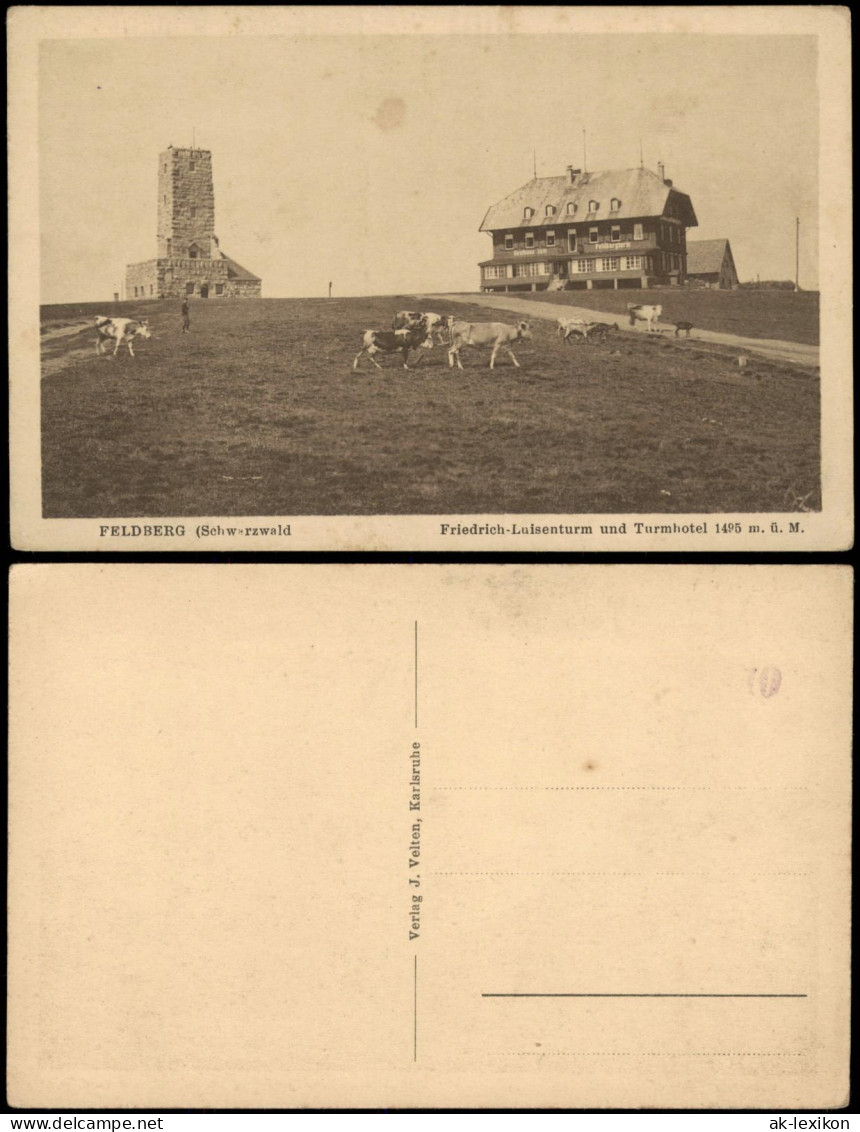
[8,564,852,1109]
[8,5,854,553]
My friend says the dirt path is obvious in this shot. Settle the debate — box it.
[431,293,819,368]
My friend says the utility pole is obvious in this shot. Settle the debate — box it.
[795,216,800,291]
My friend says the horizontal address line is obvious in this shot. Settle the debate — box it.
[482,993,807,999]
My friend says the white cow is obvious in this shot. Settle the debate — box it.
[94,316,152,357]
[627,304,663,332]
[447,320,532,370]
[557,317,597,345]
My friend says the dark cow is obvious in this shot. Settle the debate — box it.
[674,321,694,338]
[586,321,621,343]
[392,310,450,344]
[353,325,433,371]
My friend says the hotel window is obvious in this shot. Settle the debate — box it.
[540,262,551,275]
[545,205,556,217]
[567,202,577,215]
[567,229,577,251]
[611,226,621,242]
[633,223,644,241]
[623,255,642,270]
[524,232,535,249]
[589,199,599,212]
[504,234,514,250]
[514,262,542,278]
[610,197,621,212]
[599,257,620,272]
[215,283,224,294]
[589,227,599,243]
[576,259,594,274]
[546,230,556,247]
[523,207,534,219]
[484,264,506,279]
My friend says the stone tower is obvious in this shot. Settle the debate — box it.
[157,147,216,259]
[125,146,261,300]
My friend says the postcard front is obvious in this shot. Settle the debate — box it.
[8,6,853,551]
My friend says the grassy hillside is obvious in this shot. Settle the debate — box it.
[510,287,819,345]
[41,296,820,518]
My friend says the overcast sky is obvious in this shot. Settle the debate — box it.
[40,32,818,303]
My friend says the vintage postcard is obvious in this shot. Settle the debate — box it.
[7,6,853,551]
[8,564,852,1109]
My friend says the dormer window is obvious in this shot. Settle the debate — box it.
[589,200,599,213]
[567,202,577,215]
[523,207,534,220]
[545,205,556,217]
[610,197,621,211]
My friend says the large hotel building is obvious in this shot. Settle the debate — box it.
[479,164,697,293]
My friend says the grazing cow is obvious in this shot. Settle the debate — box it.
[674,321,694,338]
[447,320,532,370]
[94,316,152,357]
[392,310,450,344]
[586,321,621,343]
[627,303,663,332]
[557,317,595,345]
[353,325,433,371]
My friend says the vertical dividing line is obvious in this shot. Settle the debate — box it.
[414,955,418,1061]
[414,621,419,729]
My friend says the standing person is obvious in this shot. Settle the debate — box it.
[328,281,333,299]
[181,296,190,333]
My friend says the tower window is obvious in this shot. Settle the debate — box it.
[190,160,195,171]
[190,207,196,218]
[186,282,195,295]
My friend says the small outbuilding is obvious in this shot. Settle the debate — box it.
[685,238,739,289]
